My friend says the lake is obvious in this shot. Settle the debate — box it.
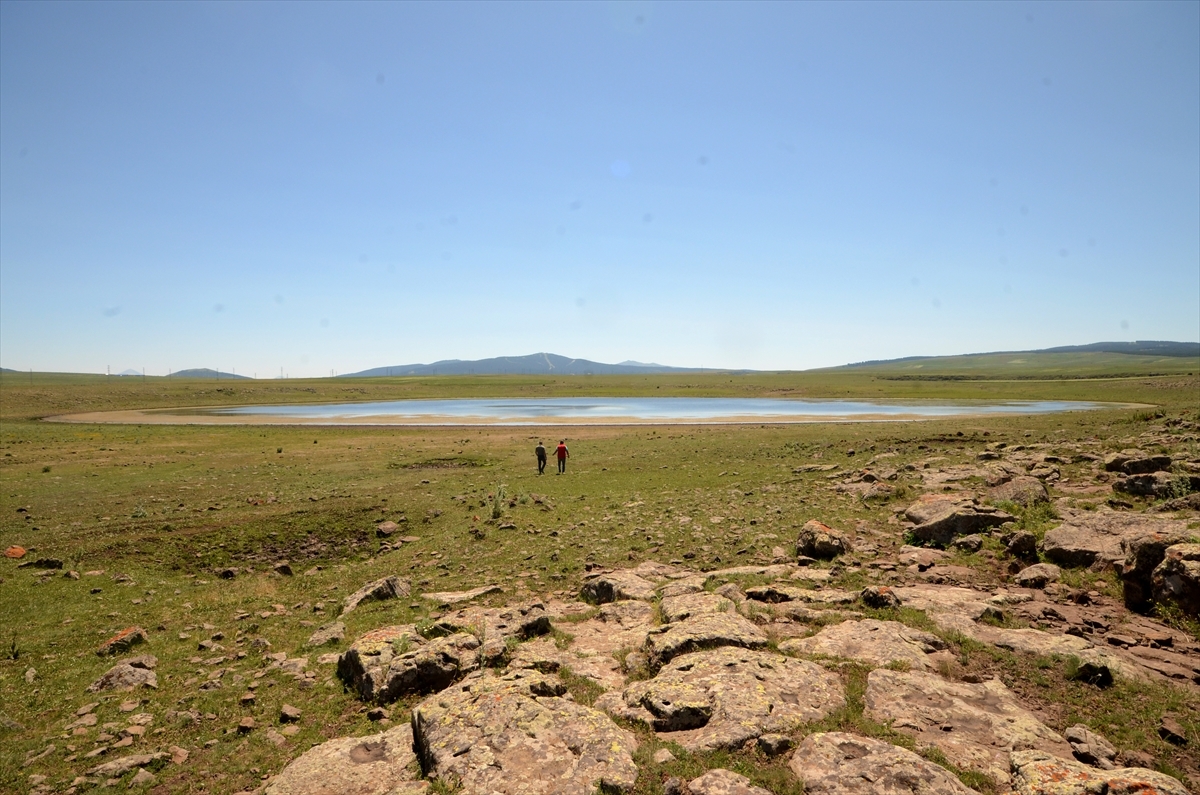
[197,397,1107,425]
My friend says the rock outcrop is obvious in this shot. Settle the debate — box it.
[1120,527,1192,612]
[341,576,411,615]
[989,476,1049,507]
[779,619,946,670]
[643,612,768,670]
[1042,511,1188,570]
[412,669,639,795]
[864,669,1073,784]
[1009,749,1189,795]
[1152,543,1200,616]
[338,627,481,704]
[580,569,657,603]
[790,732,977,795]
[265,723,427,795]
[904,496,1014,547]
[87,655,158,693]
[597,646,843,751]
[796,520,851,559]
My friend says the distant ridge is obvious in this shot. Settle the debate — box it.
[847,340,1199,368]
[169,368,250,380]
[341,352,704,377]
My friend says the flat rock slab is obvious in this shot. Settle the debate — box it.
[778,619,946,670]
[549,601,655,688]
[264,723,427,795]
[644,612,768,669]
[422,584,503,606]
[412,669,638,795]
[1009,750,1190,795]
[505,636,624,691]
[1042,511,1189,570]
[904,496,1014,547]
[988,476,1050,507]
[342,576,412,616]
[85,752,168,778]
[428,602,551,663]
[597,646,844,752]
[580,569,657,603]
[864,669,1072,785]
[687,769,773,795]
[660,592,733,623]
[789,732,978,795]
[745,585,857,605]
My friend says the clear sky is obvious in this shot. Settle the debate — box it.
[2,1,1197,376]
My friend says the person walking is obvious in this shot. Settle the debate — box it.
[555,440,569,474]
[535,441,547,475]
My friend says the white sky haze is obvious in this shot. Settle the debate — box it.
[1,1,1197,376]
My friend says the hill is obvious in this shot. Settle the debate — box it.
[168,368,251,379]
[341,352,703,377]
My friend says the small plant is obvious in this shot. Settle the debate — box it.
[41,465,50,473]
[8,634,19,661]
[490,484,507,520]
[277,447,283,454]
[131,505,147,518]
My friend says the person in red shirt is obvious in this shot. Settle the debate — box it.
[555,440,569,474]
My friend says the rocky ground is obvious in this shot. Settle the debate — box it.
[4,406,1200,795]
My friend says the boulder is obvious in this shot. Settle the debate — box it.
[264,723,427,795]
[989,476,1049,507]
[687,769,772,795]
[904,496,1014,547]
[1009,750,1189,795]
[1064,724,1116,769]
[1042,511,1189,569]
[1006,531,1039,560]
[306,621,346,647]
[779,619,946,670]
[341,576,411,615]
[864,669,1073,785]
[796,520,851,559]
[338,626,480,704]
[412,669,638,795]
[580,569,657,603]
[789,732,977,795]
[659,592,733,623]
[643,612,768,670]
[1151,543,1200,616]
[1151,492,1200,512]
[97,627,148,656]
[596,646,843,752]
[1119,527,1192,612]
[1114,472,1178,498]
[1121,454,1173,475]
[87,656,158,693]
[1014,563,1061,589]
[951,534,984,553]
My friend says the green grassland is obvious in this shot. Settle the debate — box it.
[1,355,1198,793]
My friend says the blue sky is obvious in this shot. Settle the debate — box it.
[2,1,1197,376]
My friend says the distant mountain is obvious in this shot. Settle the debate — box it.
[117,369,142,376]
[847,340,1199,367]
[169,368,251,379]
[341,352,702,377]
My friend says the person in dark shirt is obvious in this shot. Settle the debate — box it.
[535,442,547,475]
[555,440,569,474]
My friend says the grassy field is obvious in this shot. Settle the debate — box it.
[1,356,1198,793]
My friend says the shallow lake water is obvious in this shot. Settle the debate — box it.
[200,397,1105,425]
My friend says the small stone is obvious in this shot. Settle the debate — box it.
[1071,661,1114,688]
[367,707,389,722]
[264,728,286,747]
[274,562,293,576]
[239,692,256,706]
[128,768,156,787]
[280,725,300,737]
[217,568,237,579]
[97,627,148,656]
[951,534,984,553]
[119,701,138,712]
[305,621,345,647]
[279,705,301,723]
[653,748,676,764]
[663,777,683,795]
[860,585,901,609]
[1015,563,1062,589]
[169,746,188,764]
[237,717,255,733]
[24,667,36,683]
[757,733,791,756]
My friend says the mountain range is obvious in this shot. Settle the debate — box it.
[339,352,707,377]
